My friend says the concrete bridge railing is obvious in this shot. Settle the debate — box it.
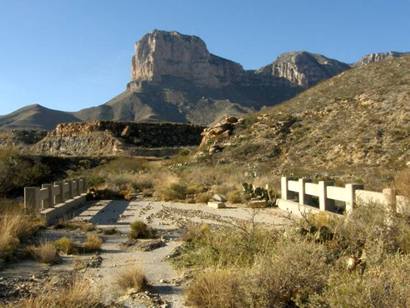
[24,178,88,225]
[278,176,409,217]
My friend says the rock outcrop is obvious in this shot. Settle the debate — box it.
[130,30,243,88]
[257,51,350,88]
[33,121,205,156]
[356,51,410,66]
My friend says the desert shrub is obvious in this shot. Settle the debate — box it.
[86,175,106,188]
[128,220,153,239]
[186,269,246,308]
[14,278,102,308]
[194,191,213,203]
[0,148,51,196]
[0,213,42,260]
[29,242,60,264]
[173,224,278,269]
[82,234,103,252]
[329,203,410,263]
[58,220,96,232]
[54,237,76,255]
[130,174,154,192]
[395,168,410,199]
[226,190,244,204]
[246,238,329,307]
[156,181,188,201]
[116,266,147,292]
[310,254,410,308]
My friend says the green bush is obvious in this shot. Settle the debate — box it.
[0,148,51,196]
[128,220,153,239]
[157,182,188,201]
[54,237,76,254]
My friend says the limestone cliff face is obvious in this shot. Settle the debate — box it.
[257,51,350,88]
[131,30,244,88]
[356,51,410,66]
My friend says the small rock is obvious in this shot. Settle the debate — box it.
[208,201,226,209]
[212,194,226,202]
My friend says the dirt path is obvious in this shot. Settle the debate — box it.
[73,200,290,306]
[1,200,290,307]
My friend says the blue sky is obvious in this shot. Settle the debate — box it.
[0,0,409,115]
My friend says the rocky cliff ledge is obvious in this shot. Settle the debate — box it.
[257,52,350,88]
[356,51,410,66]
[130,30,243,88]
[33,121,205,156]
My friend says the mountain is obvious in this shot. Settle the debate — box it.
[0,104,80,130]
[2,30,388,130]
[74,31,349,125]
[198,55,410,189]
[256,51,350,88]
[356,51,410,66]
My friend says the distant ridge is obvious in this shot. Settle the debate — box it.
[0,104,80,130]
[1,30,408,130]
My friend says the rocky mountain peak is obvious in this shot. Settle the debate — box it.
[356,51,410,66]
[257,51,350,88]
[130,30,244,89]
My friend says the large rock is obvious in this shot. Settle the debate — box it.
[131,30,244,88]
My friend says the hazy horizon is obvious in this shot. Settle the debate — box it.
[1,0,409,115]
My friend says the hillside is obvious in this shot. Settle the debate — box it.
[0,104,80,130]
[196,56,410,189]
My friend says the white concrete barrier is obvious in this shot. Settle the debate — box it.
[278,176,409,216]
[24,178,87,225]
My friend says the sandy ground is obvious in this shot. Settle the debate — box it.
[1,199,291,307]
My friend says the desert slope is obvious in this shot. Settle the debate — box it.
[198,56,410,188]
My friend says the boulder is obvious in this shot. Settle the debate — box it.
[208,201,226,209]
[212,194,227,202]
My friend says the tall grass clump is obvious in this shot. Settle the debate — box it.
[13,278,102,308]
[0,213,42,260]
[116,266,147,292]
[29,242,60,264]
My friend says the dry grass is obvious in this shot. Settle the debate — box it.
[54,237,76,255]
[13,278,102,308]
[395,168,410,199]
[56,220,96,232]
[175,203,410,307]
[186,269,246,308]
[28,242,60,264]
[0,213,42,260]
[310,254,410,307]
[116,266,147,292]
[128,220,154,239]
[82,234,103,252]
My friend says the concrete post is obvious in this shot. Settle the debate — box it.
[281,177,289,200]
[42,184,54,209]
[298,178,307,205]
[82,178,87,193]
[319,181,335,211]
[69,180,75,199]
[74,179,80,196]
[383,188,397,213]
[58,181,65,204]
[24,187,41,213]
[345,183,364,214]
